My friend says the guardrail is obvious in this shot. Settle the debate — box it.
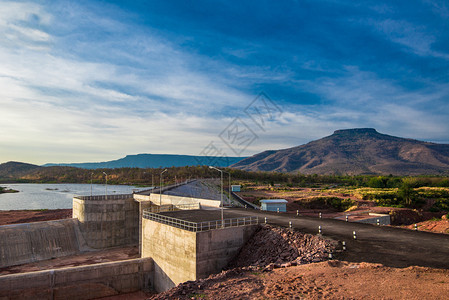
[231,192,260,209]
[146,203,200,213]
[142,210,259,232]
[74,194,134,201]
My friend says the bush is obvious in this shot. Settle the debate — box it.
[299,197,354,211]
[375,197,403,207]
[431,198,449,212]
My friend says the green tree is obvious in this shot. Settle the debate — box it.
[398,178,417,206]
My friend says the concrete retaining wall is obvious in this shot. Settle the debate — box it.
[0,219,86,268]
[141,218,257,292]
[196,225,258,279]
[0,258,153,300]
[355,213,391,225]
[73,195,139,249]
[134,193,221,208]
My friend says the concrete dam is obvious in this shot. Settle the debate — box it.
[0,180,259,298]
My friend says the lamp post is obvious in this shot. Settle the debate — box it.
[222,169,231,206]
[160,169,167,206]
[102,172,108,200]
[209,166,224,227]
[90,172,93,197]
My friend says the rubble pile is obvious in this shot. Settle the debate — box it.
[150,225,336,299]
[228,224,336,269]
[150,268,250,300]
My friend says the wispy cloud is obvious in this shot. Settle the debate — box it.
[1,0,449,164]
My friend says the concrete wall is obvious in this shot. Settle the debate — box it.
[0,219,86,268]
[134,193,221,208]
[73,194,139,249]
[0,258,153,300]
[355,213,391,225]
[141,218,258,292]
[141,218,196,292]
[196,225,258,279]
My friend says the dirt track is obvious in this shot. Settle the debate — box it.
[228,208,449,269]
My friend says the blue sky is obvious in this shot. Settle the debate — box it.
[1,0,449,164]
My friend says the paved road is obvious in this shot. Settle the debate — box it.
[228,208,449,269]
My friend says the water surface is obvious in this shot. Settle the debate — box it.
[0,183,144,210]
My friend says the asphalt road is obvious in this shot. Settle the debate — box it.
[228,208,449,269]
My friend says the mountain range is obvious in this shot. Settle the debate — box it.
[231,128,449,175]
[43,154,246,169]
[3,129,449,177]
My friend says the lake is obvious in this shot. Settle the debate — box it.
[0,183,145,210]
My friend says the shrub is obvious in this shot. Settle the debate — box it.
[299,197,354,211]
[431,198,449,212]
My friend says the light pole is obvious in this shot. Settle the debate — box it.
[209,166,224,227]
[102,172,108,200]
[222,169,231,206]
[90,172,93,197]
[160,169,167,206]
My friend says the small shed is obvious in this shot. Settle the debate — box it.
[260,199,288,212]
[231,185,241,192]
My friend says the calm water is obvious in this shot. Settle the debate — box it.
[0,183,145,210]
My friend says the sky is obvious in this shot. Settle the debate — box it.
[1,0,449,165]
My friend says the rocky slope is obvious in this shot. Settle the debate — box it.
[232,128,449,175]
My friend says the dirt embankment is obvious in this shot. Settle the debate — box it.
[152,225,336,299]
[0,209,72,226]
[404,215,449,234]
[149,224,449,300]
[228,225,335,269]
[150,261,449,300]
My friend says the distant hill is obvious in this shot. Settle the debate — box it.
[43,154,246,169]
[0,161,42,179]
[231,128,449,175]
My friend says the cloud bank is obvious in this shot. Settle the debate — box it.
[1,0,448,164]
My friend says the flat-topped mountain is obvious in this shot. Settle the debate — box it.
[231,128,449,175]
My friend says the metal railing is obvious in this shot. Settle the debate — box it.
[142,210,259,232]
[146,203,200,213]
[74,194,133,201]
[231,192,260,209]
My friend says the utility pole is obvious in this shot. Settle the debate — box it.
[160,169,167,206]
[102,172,108,200]
[209,166,224,227]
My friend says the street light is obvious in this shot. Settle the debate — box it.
[222,169,231,206]
[90,172,94,197]
[160,169,168,206]
[102,172,108,200]
[209,166,224,227]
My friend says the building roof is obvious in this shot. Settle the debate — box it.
[260,199,288,204]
